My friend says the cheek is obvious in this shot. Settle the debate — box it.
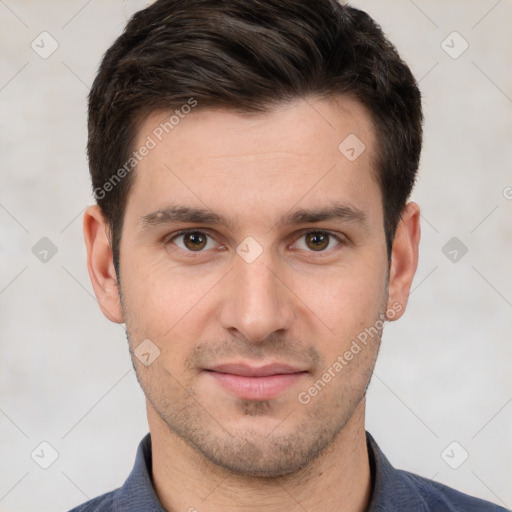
[121,256,221,344]
[122,268,216,388]
[299,259,388,333]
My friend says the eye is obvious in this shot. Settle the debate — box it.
[166,229,344,255]
[169,230,218,252]
[293,230,342,252]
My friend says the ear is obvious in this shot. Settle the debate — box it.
[83,205,124,323]
[386,202,421,321]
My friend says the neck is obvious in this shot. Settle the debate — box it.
[149,399,371,512]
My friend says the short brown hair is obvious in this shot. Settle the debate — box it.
[88,0,423,274]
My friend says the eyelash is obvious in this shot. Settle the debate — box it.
[165,229,345,255]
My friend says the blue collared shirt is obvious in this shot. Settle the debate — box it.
[68,432,507,511]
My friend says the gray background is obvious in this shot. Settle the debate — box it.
[1,0,511,510]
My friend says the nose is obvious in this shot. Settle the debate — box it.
[219,250,295,343]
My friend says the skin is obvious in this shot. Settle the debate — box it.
[84,95,420,512]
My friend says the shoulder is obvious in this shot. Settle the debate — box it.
[66,489,117,512]
[66,433,163,512]
[365,432,507,511]
[399,469,508,511]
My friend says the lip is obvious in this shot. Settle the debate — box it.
[204,362,308,400]
[207,363,307,377]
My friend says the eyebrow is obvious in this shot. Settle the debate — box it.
[138,202,367,232]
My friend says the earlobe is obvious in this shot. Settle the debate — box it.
[83,205,124,323]
[386,202,421,321]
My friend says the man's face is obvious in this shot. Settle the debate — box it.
[116,96,392,477]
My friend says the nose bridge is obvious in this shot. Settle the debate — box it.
[220,245,293,342]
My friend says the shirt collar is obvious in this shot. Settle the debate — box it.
[365,431,428,511]
[114,433,165,512]
[114,431,428,511]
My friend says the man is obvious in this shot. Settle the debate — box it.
[71,0,506,510]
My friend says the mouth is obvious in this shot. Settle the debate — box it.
[203,362,308,401]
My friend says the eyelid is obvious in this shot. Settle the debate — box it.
[165,228,221,252]
[165,228,346,253]
[290,229,345,251]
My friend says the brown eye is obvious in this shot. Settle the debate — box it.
[304,232,330,251]
[293,231,341,253]
[182,232,208,251]
[168,230,220,254]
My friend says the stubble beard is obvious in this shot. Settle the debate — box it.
[127,332,382,479]
[120,280,386,479]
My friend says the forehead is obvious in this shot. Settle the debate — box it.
[135,95,375,161]
[125,96,382,231]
